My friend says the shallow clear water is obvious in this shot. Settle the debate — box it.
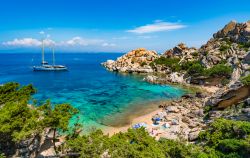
[0,53,186,131]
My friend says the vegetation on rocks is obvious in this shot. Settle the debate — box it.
[0,82,79,156]
[187,63,205,76]
[66,128,207,158]
[219,44,231,52]
[239,42,250,51]
[187,63,232,78]
[199,119,250,158]
[64,119,250,158]
[151,55,232,79]
[150,56,181,71]
[206,64,233,77]
[240,74,250,86]
[151,56,203,73]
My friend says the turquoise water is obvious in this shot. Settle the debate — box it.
[0,53,185,131]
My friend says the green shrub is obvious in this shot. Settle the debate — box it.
[198,119,250,158]
[219,44,230,52]
[181,60,201,71]
[151,57,202,73]
[151,57,181,71]
[219,59,227,64]
[205,64,232,77]
[67,128,210,158]
[240,74,250,86]
[239,42,250,51]
[187,63,205,76]
[204,51,209,56]
[0,82,79,156]
[223,38,232,45]
[221,78,230,86]
[192,52,199,57]
[66,120,250,158]
[140,62,147,67]
[0,153,5,158]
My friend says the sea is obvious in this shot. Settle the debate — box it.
[0,53,186,132]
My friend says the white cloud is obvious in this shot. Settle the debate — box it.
[2,38,55,47]
[43,39,56,46]
[60,36,104,46]
[127,20,186,34]
[2,36,114,48]
[2,38,41,47]
[102,43,116,47]
[39,31,45,35]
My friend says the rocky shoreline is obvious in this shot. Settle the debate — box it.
[102,20,250,142]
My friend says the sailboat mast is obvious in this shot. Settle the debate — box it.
[42,39,45,64]
[52,47,55,66]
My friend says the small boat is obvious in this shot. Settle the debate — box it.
[33,40,68,71]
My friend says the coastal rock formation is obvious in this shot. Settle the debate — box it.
[207,96,250,122]
[200,21,250,69]
[164,43,198,62]
[102,20,250,143]
[102,48,158,73]
[213,20,250,43]
[103,21,250,87]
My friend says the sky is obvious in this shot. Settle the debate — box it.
[0,0,249,53]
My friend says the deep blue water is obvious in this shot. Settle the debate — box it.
[0,53,185,131]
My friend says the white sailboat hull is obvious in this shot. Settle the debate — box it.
[33,65,67,71]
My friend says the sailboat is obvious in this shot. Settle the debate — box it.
[33,40,68,71]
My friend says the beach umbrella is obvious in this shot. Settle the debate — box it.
[132,123,147,129]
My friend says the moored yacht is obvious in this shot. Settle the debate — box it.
[33,40,67,71]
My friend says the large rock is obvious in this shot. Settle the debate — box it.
[213,20,250,43]
[102,48,158,73]
[169,72,185,83]
[163,43,198,62]
[206,81,250,109]
[213,20,237,38]
[188,131,200,141]
[166,106,179,113]
[243,51,250,64]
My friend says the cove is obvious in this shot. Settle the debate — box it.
[0,53,186,132]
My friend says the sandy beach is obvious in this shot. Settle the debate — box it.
[103,85,217,137]
[103,108,162,135]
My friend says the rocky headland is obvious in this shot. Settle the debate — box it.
[102,20,250,141]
